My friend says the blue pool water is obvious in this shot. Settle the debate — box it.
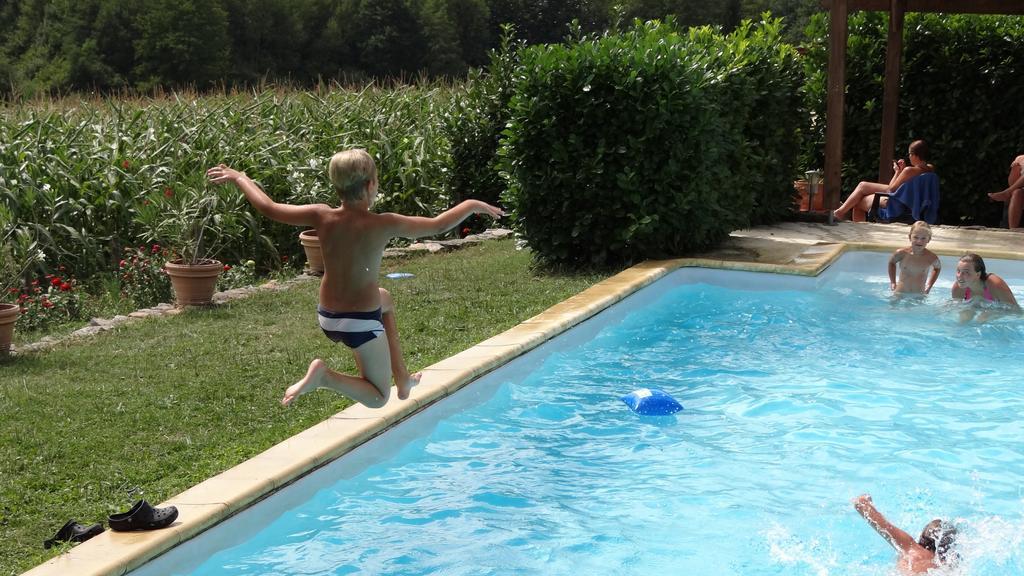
[137,252,1024,575]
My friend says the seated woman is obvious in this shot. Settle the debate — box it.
[833,140,934,221]
[987,154,1024,229]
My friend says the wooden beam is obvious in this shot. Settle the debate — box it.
[824,0,848,216]
[877,0,906,183]
[821,0,1024,14]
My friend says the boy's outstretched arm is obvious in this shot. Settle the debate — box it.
[387,199,504,240]
[207,164,326,227]
[852,494,918,554]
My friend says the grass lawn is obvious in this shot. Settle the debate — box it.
[0,239,613,575]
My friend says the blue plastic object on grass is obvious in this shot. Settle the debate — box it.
[621,388,683,416]
[385,272,415,279]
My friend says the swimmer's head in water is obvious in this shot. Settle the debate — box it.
[918,519,958,564]
[957,253,989,283]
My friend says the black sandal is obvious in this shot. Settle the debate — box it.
[43,519,104,549]
[108,500,178,532]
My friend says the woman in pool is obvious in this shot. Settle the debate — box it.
[951,253,1019,308]
[852,494,958,575]
[832,139,934,221]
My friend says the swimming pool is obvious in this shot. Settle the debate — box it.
[134,251,1024,575]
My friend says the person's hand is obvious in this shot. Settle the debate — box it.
[475,201,505,218]
[852,494,874,511]
[206,164,243,185]
[890,282,897,292]
[893,159,906,172]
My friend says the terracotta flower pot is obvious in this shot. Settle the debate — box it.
[299,229,324,275]
[793,179,825,211]
[164,259,223,306]
[0,303,19,354]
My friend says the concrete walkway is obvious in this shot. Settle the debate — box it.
[710,221,1024,268]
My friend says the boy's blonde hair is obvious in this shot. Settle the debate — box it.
[909,220,932,240]
[328,149,377,202]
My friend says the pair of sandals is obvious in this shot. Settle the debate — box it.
[43,500,178,549]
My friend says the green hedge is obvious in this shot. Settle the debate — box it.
[802,13,1024,225]
[499,18,803,268]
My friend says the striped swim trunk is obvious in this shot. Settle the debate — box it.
[317,306,384,349]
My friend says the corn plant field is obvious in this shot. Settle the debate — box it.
[0,84,457,284]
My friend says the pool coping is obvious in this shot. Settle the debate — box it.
[21,231,1019,575]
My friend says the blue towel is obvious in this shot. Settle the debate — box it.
[879,172,940,224]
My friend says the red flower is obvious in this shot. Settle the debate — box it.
[281,255,289,262]
[163,187,174,198]
[151,244,161,253]
[121,160,130,170]
[60,282,71,292]
[143,199,151,206]
[51,277,62,286]
[7,287,17,294]
[31,280,39,286]
[223,264,232,272]
[42,300,54,309]
[461,227,471,236]
[119,260,127,268]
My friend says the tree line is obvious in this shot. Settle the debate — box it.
[0,0,821,97]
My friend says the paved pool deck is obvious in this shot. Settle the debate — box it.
[24,221,1023,576]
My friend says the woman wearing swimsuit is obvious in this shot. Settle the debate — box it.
[833,139,934,221]
[951,253,1019,311]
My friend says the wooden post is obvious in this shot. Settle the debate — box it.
[877,0,906,183]
[824,0,848,218]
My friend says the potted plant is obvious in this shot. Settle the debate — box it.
[0,225,42,354]
[298,229,324,275]
[137,181,245,306]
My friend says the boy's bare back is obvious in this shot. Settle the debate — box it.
[313,206,398,312]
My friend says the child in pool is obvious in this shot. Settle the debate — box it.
[852,494,958,575]
[888,221,941,294]
[951,253,1020,322]
[207,149,504,408]
[951,253,1018,307]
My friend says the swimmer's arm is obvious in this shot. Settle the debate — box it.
[852,495,918,554]
[991,277,1021,309]
[384,200,504,240]
[951,283,963,300]
[888,251,902,291]
[207,164,328,226]
[925,258,941,294]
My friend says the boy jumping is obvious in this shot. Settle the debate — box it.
[207,149,504,408]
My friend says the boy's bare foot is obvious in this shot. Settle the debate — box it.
[282,359,326,406]
[989,190,1012,202]
[395,372,421,400]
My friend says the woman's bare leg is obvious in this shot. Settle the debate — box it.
[1010,188,1024,229]
[834,181,889,220]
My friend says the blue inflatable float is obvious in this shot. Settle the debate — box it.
[621,388,683,416]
